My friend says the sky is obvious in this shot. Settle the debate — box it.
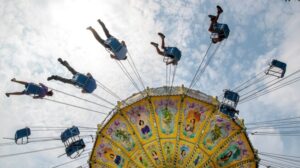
[0,0,300,167]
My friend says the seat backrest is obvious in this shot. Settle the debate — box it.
[271,59,287,70]
[65,139,85,157]
[15,127,31,141]
[61,126,80,143]
[73,74,89,87]
[224,90,239,103]
[25,83,43,95]
[213,23,230,39]
[105,37,123,53]
[84,78,97,93]
[221,24,230,38]
[219,104,236,118]
[165,47,181,61]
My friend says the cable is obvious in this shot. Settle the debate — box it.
[239,77,278,98]
[115,60,142,93]
[95,80,122,100]
[166,63,169,87]
[48,87,112,109]
[43,98,107,115]
[52,153,90,168]
[246,116,300,125]
[127,51,146,90]
[240,76,300,103]
[259,153,300,163]
[193,42,222,89]
[259,152,300,159]
[186,42,213,94]
[240,68,300,103]
[232,70,266,92]
[236,75,270,93]
[91,93,115,106]
[169,64,178,96]
[0,146,65,158]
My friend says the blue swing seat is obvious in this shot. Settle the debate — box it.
[220,90,239,118]
[222,90,240,109]
[224,90,239,103]
[266,59,287,78]
[24,83,44,95]
[164,47,182,61]
[219,104,238,118]
[61,126,80,143]
[105,37,123,53]
[212,23,230,39]
[15,127,31,144]
[65,139,85,158]
[210,23,230,40]
[72,73,97,93]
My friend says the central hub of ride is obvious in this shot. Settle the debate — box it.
[89,86,257,168]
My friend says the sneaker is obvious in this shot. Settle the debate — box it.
[158,32,165,38]
[57,58,63,63]
[217,5,223,14]
[208,15,217,21]
[97,19,104,25]
[208,15,215,18]
[11,78,16,82]
[5,93,9,97]
[150,42,159,47]
[47,76,55,81]
[86,26,92,30]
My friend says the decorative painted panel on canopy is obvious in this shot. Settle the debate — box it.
[89,86,258,168]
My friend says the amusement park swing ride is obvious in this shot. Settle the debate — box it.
[1,1,300,168]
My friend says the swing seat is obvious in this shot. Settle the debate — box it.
[219,104,238,118]
[72,74,97,93]
[222,90,239,108]
[15,127,31,144]
[65,139,85,158]
[105,37,123,53]
[24,83,43,95]
[211,23,230,39]
[265,59,287,78]
[61,126,80,143]
[164,47,181,61]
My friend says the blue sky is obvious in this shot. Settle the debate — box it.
[0,0,300,167]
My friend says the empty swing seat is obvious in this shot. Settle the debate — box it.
[15,127,31,144]
[219,104,238,118]
[61,126,80,143]
[266,59,287,78]
[105,37,123,53]
[222,90,240,109]
[65,139,86,158]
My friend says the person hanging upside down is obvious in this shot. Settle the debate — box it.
[208,5,230,43]
[5,78,53,98]
[87,19,127,61]
[47,58,97,93]
[150,32,181,65]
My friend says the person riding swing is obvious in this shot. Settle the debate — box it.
[208,5,230,44]
[5,79,53,98]
[87,19,127,61]
[150,32,181,65]
[47,58,97,93]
